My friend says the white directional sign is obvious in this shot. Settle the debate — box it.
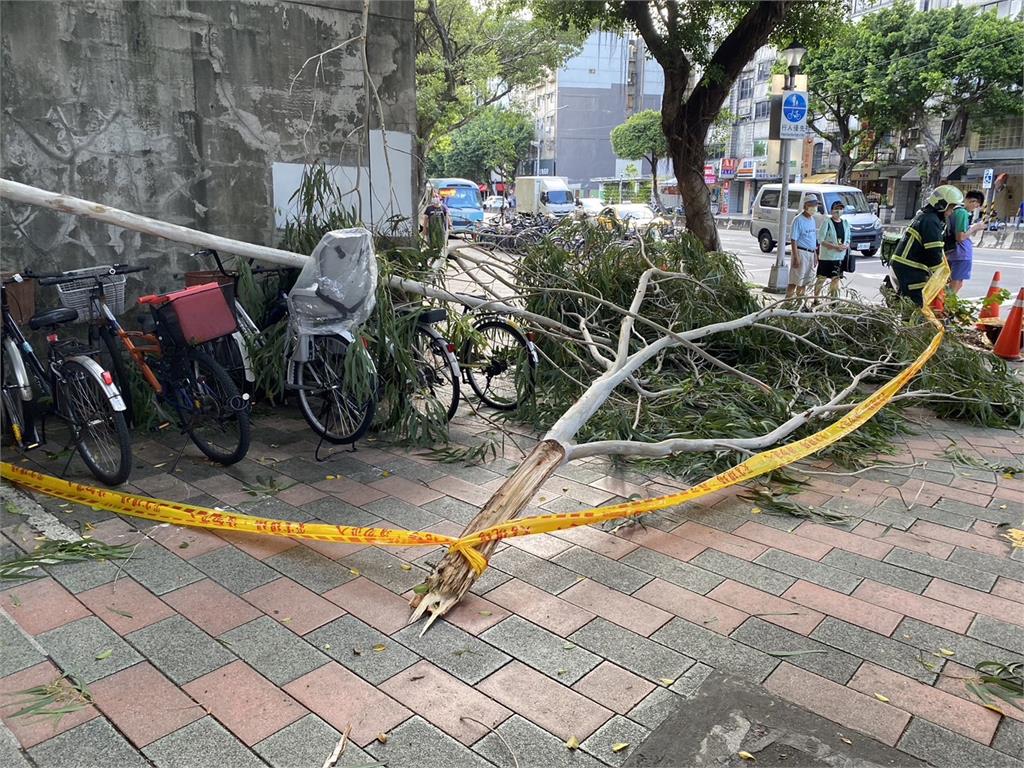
[780,91,808,139]
[982,168,994,189]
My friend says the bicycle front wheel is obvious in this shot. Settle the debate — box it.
[1,348,26,447]
[463,319,536,410]
[181,348,251,465]
[296,334,376,445]
[59,359,132,486]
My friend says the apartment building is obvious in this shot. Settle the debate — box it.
[516,30,664,192]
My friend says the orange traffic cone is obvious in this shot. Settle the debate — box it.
[976,271,1003,330]
[993,287,1024,361]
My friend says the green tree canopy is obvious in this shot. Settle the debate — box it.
[534,1,839,250]
[428,106,534,184]
[416,0,583,193]
[805,1,1023,187]
[611,110,668,210]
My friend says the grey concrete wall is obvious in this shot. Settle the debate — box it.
[0,0,415,294]
[555,87,660,189]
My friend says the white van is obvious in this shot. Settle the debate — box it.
[516,176,576,217]
[749,183,883,257]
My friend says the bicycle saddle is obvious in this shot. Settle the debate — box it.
[398,307,447,325]
[28,307,79,330]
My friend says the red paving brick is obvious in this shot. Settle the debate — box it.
[369,476,444,506]
[782,580,902,636]
[909,521,1010,558]
[322,578,412,635]
[794,522,892,560]
[848,662,1000,745]
[476,661,613,742]
[427,475,493,507]
[673,521,767,561]
[589,475,649,499]
[572,661,656,715]
[162,579,261,636]
[216,531,298,560]
[992,577,1024,602]
[853,521,955,559]
[561,579,672,637]
[242,577,344,635]
[284,662,412,747]
[613,526,705,562]
[732,522,832,561]
[764,663,910,746]
[380,661,511,745]
[923,579,1024,628]
[275,483,328,507]
[0,661,98,748]
[851,581,974,634]
[551,525,638,559]
[441,593,511,635]
[77,578,176,635]
[706,580,824,635]
[183,661,305,745]
[634,578,747,635]
[485,579,595,637]
[0,578,89,635]
[147,523,228,560]
[91,662,204,747]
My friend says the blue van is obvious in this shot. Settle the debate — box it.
[430,178,484,234]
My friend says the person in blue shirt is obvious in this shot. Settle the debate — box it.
[787,196,820,299]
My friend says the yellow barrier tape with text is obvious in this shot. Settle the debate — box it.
[11,265,1013,575]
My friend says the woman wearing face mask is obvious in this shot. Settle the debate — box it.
[815,200,850,298]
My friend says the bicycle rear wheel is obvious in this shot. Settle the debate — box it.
[98,325,135,427]
[59,359,132,486]
[463,319,536,410]
[296,334,376,445]
[180,348,251,465]
[412,325,459,422]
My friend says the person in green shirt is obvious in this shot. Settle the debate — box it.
[815,200,850,298]
[944,190,985,294]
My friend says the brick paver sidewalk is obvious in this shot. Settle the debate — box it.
[1,404,1021,767]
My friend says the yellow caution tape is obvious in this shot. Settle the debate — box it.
[8,264,1016,572]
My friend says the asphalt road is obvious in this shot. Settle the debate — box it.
[717,228,1024,301]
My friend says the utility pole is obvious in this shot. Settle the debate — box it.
[767,43,808,294]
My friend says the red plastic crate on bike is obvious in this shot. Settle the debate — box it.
[140,282,237,347]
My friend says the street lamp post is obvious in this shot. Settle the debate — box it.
[767,42,807,294]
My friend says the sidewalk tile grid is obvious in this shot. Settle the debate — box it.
[5,413,1024,767]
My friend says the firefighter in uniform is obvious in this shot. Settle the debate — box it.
[887,185,964,306]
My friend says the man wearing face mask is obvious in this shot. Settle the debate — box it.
[787,195,820,299]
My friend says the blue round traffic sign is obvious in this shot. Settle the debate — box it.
[783,92,807,123]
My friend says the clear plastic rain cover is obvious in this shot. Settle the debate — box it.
[287,228,378,343]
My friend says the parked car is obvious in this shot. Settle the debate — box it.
[749,183,883,257]
[577,197,604,217]
[597,204,669,233]
[483,195,508,211]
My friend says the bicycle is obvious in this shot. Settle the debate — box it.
[196,248,461,442]
[1,272,132,485]
[48,265,251,466]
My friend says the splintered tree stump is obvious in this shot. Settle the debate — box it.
[409,439,565,631]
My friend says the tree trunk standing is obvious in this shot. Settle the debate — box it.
[670,136,721,252]
[648,154,665,214]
